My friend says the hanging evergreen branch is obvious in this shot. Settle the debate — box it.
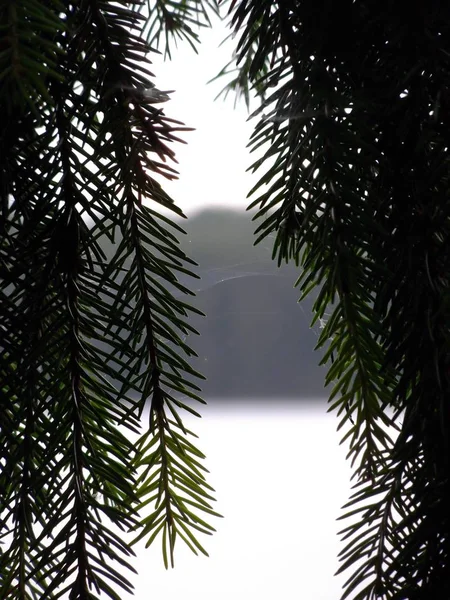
[1,1,220,597]
[138,0,220,57]
[224,1,450,598]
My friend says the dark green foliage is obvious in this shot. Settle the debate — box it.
[2,0,450,599]
[0,1,220,598]
[222,1,450,598]
[140,0,219,57]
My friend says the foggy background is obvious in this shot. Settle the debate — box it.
[110,15,352,599]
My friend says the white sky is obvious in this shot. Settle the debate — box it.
[126,17,353,600]
[147,19,257,217]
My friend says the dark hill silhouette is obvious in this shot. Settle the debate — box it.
[186,272,327,399]
[96,208,329,400]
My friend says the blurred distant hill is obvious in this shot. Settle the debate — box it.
[177,209,327,399]
[97,208,328,400]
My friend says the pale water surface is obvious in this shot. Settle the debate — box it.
[131,400,352,600]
